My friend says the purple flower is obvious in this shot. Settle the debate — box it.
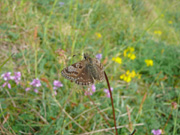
[1,72,13,81]
[30,79,41,87]
[104,87,113,98]
[53,80,63,90]
[84,91,93,96]
[2,82,11,89]
[96,54,102,60]
[26,78,41,93]
[2,82,7,87]
[151,129,162,135]
[13,72,21,84]
[25,87,31,91]
[59,2,64,7]
[52,80,63,96]
[1,72,14,89]
[85,84,96,96]
[54,91,57,95]
[91,84,96,92]
[34,89,38,93]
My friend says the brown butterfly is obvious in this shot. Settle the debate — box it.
[61,53,104,86]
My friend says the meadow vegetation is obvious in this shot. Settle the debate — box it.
[0,0,180,134]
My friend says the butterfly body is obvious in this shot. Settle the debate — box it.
[61,53,104,86]
[87,62,100,80]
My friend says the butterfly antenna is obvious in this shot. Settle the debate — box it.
[73,53,81,57]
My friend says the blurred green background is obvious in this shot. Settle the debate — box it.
[0,0,180,134]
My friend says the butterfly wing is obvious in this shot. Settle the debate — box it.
[61,60,85,81]
[61,60,94,85]
[92,58,105,81]
[75,65,94,86]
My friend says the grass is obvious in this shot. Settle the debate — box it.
[0,0,180,134]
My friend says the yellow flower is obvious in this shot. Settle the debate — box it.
[120,70,139,82]
[161,14,164,17]
[127,53,136,60]
[120,74,125,79]
[112,57,122,64]
[123,50,127,57]
[130,70,136,78]
[126,70,130,75]
[124,76,131,83]
[154,30,162,36]
[168,21,173,24]
[129,54,136,60]
[129,47,135,52]
[145,59,153,66]
[95,32,102,39]
[124,47,136,60]
[127,53,131,58]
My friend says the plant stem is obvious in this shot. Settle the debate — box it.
[0,53,14,71]
[82,88,111,128]
[104,71,118,135]
[162,109,172,131]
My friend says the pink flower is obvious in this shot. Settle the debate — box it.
[104,87,113,98]
[53,80,63,90]
[30,79,41,87]
[91,84,96,92]
[59,2,64,7]
[84,84,96,96]
[25,88,31,91]
[151,129,162,135]
[54,91,57,95]
[13,72,21,84]
[96,54,102,60]
[1,72,13,81]
[84,91,93,96]
[2,82,11,89]
[1,72,14,89]
[1,71,21,89]
[25,78,41,93]
[53,80,63,95]
[34,89,38,93]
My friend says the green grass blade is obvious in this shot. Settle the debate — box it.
[0,53,14,71]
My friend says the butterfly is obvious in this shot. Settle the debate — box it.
[61,53,104,86]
